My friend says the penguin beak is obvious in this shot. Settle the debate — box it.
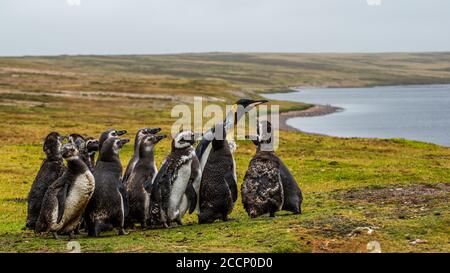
[247,99,268,110]
[146,128,161,135]
[155,134,166,143]
[116,130,127,136]
[118,138,130,148]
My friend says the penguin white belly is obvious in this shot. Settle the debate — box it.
[150,163,158,185]
[57,171,95,230]
[179,194,189,218]
[168,162,191,220]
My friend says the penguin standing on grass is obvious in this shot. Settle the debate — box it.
[148,131,200,228]
[125,133,166,228]
[198,125,237,223]
[196,99,268,223]
[35,142,95,239]
[123,128,161,184]
[26,132,66,230]
[85,136,129,237]
[242,121,302,217]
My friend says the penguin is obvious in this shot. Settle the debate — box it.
[198,124,237,224]
[97,129,127,161]
[123,128,161,184]
[35,142,95,239]
[195,99,267,210]
[148,131,200,228]
[124,133,166,228]
[25,132,66,230]
[68,134,98,172]
[85,136,129,237]
[241,120,284,218]
[84,137,99,171]
[244,120,302,216]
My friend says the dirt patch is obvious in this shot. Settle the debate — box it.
[300,215,374,238]
[333,183,450,219]
[335,183,449,206]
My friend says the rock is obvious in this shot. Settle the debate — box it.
[409,239,428,245]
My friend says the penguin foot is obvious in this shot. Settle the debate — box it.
[52,232,59,240]
[175,219,183,226]
[68,232,76,240]
[269,212,276,217]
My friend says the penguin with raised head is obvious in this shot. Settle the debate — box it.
[124,133,166,228]
[84,137,99,171]
[195,99,267,204]
[198,124,237,224]
[148,131,200,228]
[35,142,95,239]
[243,120,302,216]
[123,128,161,184]
[85,136,129,237]
[25,132,66,230]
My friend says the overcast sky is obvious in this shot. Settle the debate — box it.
[1,0,449,56]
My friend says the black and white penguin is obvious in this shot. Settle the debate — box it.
[97,129,127,162]
[243,121,302,216]
[123,128,161,184]
[124,133,166,228]
[195,99,267,212]
[68,134,98,172]
[198,125,238,224]
[25,132,66,230]
[242,120,284,218]
[85,136,129,237]
[84,137,99,171]
[148,131,200,228]
[35,142,95,239]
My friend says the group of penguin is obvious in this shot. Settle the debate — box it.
[24,99,303,239]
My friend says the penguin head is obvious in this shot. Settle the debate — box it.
[234,99,269,110]
[99,137,129,161]
[43,132,65,160]
[246,120,273,148]
[85,137,99,154]
[68,133,86,151]
[99,129,127,151]
[139,134,166,157]
[135,127,161,147]
[61,142,80,161]
[172,131,196,150]
[226,99,268,129]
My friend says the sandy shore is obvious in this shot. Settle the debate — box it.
[279,104,343,131]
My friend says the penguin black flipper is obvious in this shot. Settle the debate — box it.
[56,183,70,223]
[278,159,303,214]
[224,170,238,203]
[186,158,200,214]
[195,138,211,160]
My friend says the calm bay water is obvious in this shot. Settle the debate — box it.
[264,85,450,146]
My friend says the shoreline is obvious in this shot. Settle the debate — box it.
[279,104,343,132]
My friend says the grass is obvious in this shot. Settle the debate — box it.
[0,53,449,252]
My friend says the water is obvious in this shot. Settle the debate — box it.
[264,85,450,146]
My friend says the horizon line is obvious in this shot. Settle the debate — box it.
[1,50,450,58]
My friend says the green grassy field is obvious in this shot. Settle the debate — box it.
[0,53,449,252]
